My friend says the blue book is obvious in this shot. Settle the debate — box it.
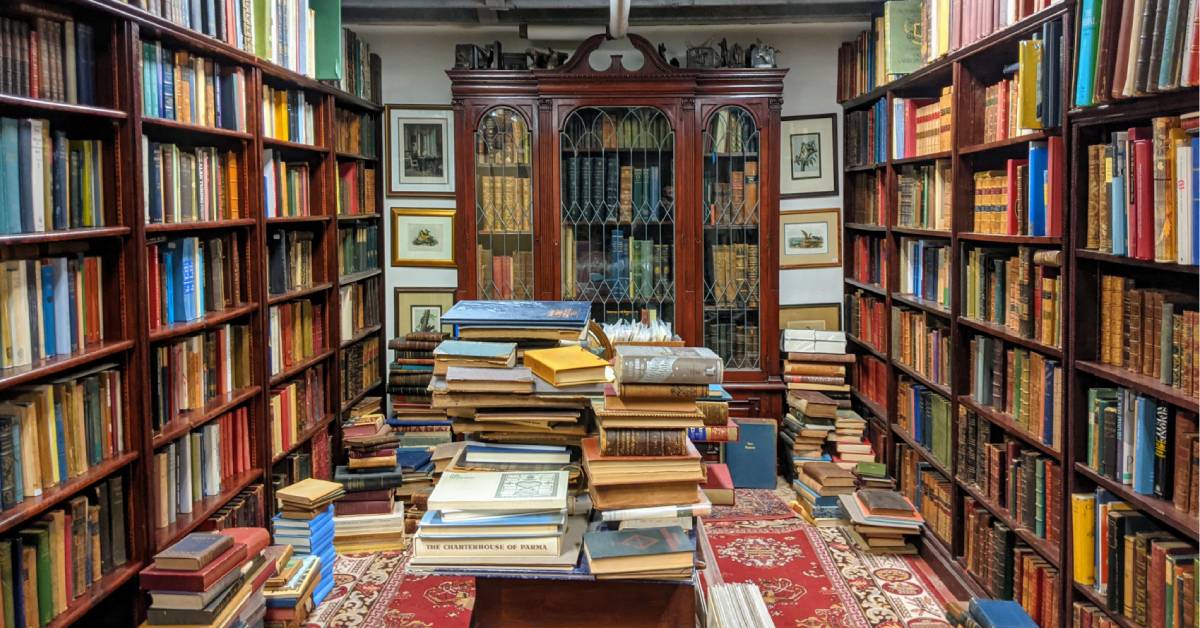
[442,300,591,329]
[1111,134,1127,256]
[969,598,1037,628]
[1133,395,1156,494]
[40,264,55,358]
[726,418,776,489]
[50,131,66,230]
[1042,361,1055,445]
[791,479,839,508]
[1027,142,1048,236]
[180,238,197,321]
[1074,0,1101,107]
[17,120,32,233]
[1157,0,1184,89]
[52,391,67,484]
[1192,136,1199,264]
[10,418,22,504]
[161,52,174,120]
[396,447,433,470]
[419,509,566,529]
[0,119,17,235]
[164,243,179,323]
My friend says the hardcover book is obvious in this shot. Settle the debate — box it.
[725,418,777,489]
[152,533,233,571]
[583,525,695,574]
[612,346,724,385]
[442,300,591,329]
[427,471,569,512]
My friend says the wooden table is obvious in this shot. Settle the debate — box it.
[470,576,697,627]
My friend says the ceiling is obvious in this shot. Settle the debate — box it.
[341,0,880,25]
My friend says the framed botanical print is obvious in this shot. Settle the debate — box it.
[391,207,456,267]
[386,105,455,198]
[394,288,456,336]
[779,303,842,331]
[780,209,841,269]
[779,113,839,198]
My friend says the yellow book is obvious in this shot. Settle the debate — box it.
[80,140,94,227]
[523,345,610,387]
[1071,492,1096,586]
[226,152,240,218]
[1016,39,1043,130]
[274,90,287,140]
[275,478,344,506]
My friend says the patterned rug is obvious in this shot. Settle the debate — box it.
[706,488,797,522]
[703,498,953,627]
[305,550,473,627]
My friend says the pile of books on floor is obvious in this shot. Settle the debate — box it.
[831,407,875,465]
[335,409,405,514]
[410,470,586,572]
[780,330,852,394]
[853,461,895,490]
[332,501,407,553]
[579,345,721,580]
[389,405,452,448]
[262,544,320,628]
[140,529,274,626]
[840,488,925,554]
[272,479,343,606]
[388,331,444,407]
[792,461,855,524]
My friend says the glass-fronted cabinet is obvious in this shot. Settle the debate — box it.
[703,106,761,369]
[559,106,676,327]
[475,107,534,299]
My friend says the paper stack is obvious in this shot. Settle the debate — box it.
[410,470,585,572]
[839,488,925,554]
[140,529,275,627]
[272,479,343,605]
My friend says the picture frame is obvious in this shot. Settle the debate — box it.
[386,105,455,198]
[394,288,456,337]
[778,303,842,331]
[780,208,841,269]
[391,207,456,267]
[779,113,839,198]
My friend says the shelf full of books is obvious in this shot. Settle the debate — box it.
[839,0,1084,619]
[476,106,534,300]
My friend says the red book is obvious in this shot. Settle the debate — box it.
[1006,159,1024,234]
[1046,136,1063,237]
[240,407,251,471]
[219,527,270,557]
[702,463,734,506]
[139,543,249,592]
[340,489,394,502]
[1133,139,1154,260]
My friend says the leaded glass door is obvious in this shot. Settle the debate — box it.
[559,106,676,328]
[475,106,534,299]
[702,106,761,369]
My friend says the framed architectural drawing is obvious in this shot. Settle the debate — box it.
[779,113,838,198]
[387,105,455,197]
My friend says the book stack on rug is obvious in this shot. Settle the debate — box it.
[409,470,585,572]
[332,502,407,554]
[839,488,925,554]
[334,409,405,523]
[853,461,896,490]
[262,544,319,628]
[779,330,852,394]
[388,405,452,448]
[388,331,445,408]
[139,529,275,627]
[792,461,856,525]
[272,479,343,605]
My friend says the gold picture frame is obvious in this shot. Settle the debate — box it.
[391,207,456,267]
[779,303,842,331]
[394,287,456,336]
[780,208,841,269]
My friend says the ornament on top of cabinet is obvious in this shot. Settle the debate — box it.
[751,42,779,68]
[455,44,485,69]
[686,40,720,69]
[501,53,528,70]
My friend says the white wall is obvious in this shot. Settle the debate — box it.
[353,21,867,338]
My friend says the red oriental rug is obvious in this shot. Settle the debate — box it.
[705,488,797,522]
[305,550,474,627]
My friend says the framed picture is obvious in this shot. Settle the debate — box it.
[394,288,456,336]
[780,209,841,269]
[779,303,842,331]
[391,207,456,267]
[779,113,839,198]
[386,105,455,198]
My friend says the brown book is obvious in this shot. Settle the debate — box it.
[613,346,723,385]
[785,352,856,363]
[444,366,534,393]
[696,400,730,427]
[788,391,839,419]
[856,489,917,517]
[588,481,702,510]
[1132,530,1175,624]
[598,427,687,457]
[783,363,847,376]
[1111,0,1138,100]
[802,461,857,488]
[615,383,708,400]
[1094,0,1126,103]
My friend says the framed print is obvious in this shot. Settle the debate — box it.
[780,209,841,269]
[386,105,455,198]
[779,113,839,198]
[394,288,456,336]
[391,208,456,267]
[779,303,842,331]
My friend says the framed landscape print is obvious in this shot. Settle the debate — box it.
[387,105,455,197]
[391,207,456,267]
[778,303,842,331]
[394,288,456,336]
[780,209,840,269]
[779,113,838,198]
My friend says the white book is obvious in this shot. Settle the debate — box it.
[428,471,569,512]
[1177,143,1193,265]
[28,120,45,233]
[177,433,193,513]
[7,261,32,368]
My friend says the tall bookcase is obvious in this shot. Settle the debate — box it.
[843,1,1200,624]
[0,0,383,623]
[841,1,1075,610]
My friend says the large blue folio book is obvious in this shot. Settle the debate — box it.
[726,417,776,489]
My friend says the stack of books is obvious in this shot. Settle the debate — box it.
[388,331,444,407]
[792,461,855,524]
[139,529,274,626]
[780,331,852,393]
[781,390,838,465]
[272,479,343,606]
[840,488,925,554]
[262,544,321,628]
[831,408,875,466]
[440,300,591,350]
[582,524,697,580]
[389,405,453,448]
[332,503,407,553]
[336,407,406,511]
[410,470,586,572]
[854,462,895,490]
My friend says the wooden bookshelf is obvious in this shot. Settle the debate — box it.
[840,3,1077,613]
[0,0,384,622]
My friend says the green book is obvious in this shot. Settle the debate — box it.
[253,0,271,59]
[883,0,922,78]
[310,0,343,81]
[855,462,887,479]
[18,528,51,626]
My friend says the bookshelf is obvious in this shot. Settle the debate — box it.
[840,2,1076,614]
[0,0,382,622]
[843,0,1200,623]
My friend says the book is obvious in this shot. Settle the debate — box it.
[725,418,777,489]
[441,300,590,329]
[444,366,534,394]
[583,525,695,576]
[613,346,724,385]
[523,345,610,387]
[427,471,569,512]
[152,533,234,571]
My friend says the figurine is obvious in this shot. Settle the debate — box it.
[717,38,729,67]
[487,40,503,69]
[501,52,527,70]
[454,44,484,69]
[731,43,745,68]
[658,43,680,67]
[686,40,719,69]
[751,42,778,68]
